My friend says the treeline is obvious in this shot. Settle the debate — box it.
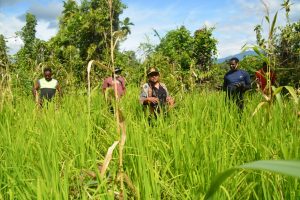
[0,0,299,96]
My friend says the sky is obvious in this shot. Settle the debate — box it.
[0,0,300,58]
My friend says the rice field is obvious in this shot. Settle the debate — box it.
[0,86,299,199]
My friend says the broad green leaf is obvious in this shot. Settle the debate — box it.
[284,86,299,105]
[205,160,300,200]
[272,86,283,96]
[239,160,300,177]
[252,46,265,58]
[272,86,283,107]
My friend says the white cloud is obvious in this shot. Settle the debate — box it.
[120,1,270,58]
[27,1,63,21]
[0,13,24,53]
[215,21,257,57]
[36,21,58,41]
[119,3,183,53]
[0,12,58,54]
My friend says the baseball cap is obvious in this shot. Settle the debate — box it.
[147,67,160,76]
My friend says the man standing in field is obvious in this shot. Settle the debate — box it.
[102,67,126,99]
[32,67,62,107]
[140,67,174,118]
[255,62,276,95]
[223,57,251,111]
[102,67,126,113]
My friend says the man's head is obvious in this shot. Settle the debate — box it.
[229,57,239,70]
[147,67,160,84]
[43,68,52,81]
[113,67,122,77]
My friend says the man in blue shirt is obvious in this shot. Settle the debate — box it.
[223,57,251,111]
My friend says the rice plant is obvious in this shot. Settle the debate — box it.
[0,86,299,199]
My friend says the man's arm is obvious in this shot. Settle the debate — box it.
[139,83,158,105]
[120,77,126,95]
[244,71,251,90]
[102,78,109,94]
[161,83,174,106]
[223,75,228,91]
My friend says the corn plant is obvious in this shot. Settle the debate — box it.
[244,0,299,118]
[85,0,131,198]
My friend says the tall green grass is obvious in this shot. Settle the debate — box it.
[0,87,299,199]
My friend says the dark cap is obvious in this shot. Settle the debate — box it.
[114,67,122,73]
[147,67,160,77]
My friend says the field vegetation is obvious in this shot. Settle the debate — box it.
[0,0,300,199]
[0,89,299,199]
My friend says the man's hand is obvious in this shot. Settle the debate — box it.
[146,97,159,104]
[234,82,245,88]
[166,96,175,107]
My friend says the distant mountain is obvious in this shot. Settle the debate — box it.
[217,51,257,63]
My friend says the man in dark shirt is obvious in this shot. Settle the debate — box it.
[140,67,174,118]
[223,57,251,111]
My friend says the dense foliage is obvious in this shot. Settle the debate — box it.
[140,26,217,92]
[0,89,299,199]
[0,34,9,69]
[275,21,300,86]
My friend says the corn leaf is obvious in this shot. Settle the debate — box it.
[239,160,300,177]
[272,86,283,107]
[252,101,267,117]
[284,86,299,105]
[204,160,300,200]
[272,86,283,96]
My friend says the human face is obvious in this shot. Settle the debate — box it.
[148,72,159,83]
[229,60,238,70]
[115,71,121,77]
[44,71,52,81]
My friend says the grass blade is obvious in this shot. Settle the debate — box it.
[204,168,236,200]
[269,12,278,40]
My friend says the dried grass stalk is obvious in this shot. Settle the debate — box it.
[100,141,119,177]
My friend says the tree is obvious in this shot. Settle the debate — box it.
[156,26,194,71]
[142,25,218,91]
[18,13,37,59]
[54,0,125,61]
[49,0,127,82]
[14,13,38,93]
[275,20,300,86]
[193,27,217,70]
[0,34,9,68]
